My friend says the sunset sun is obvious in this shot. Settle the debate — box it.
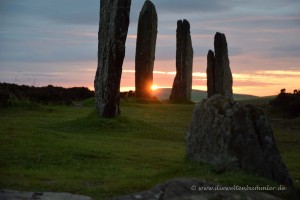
[151,84,159,91]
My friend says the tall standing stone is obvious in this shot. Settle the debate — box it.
[214,32,233,98]
[206,32,233,99]
[135,0,158,98]
[94,0,131,118]
[206,50,215,98]
[170,19,193,101]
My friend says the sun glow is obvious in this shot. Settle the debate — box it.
[151,84,159,91]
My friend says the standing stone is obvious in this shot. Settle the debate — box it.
[94,0,131,117]
[186,95,293,186]
[206,50,215,98]
[135,0,158,98]
[170,19,193,101]
[214,32,233,98]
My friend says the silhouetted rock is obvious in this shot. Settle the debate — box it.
[186,95,293,186]
[0,189,92,200]
[214,32,233,98]
[135,0,158,98]
[170,19,193,101]
[94,0,131,117]
[111,178,283,200]
[206,50,215,98]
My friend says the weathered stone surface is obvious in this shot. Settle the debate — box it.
[135,0,158,98]
[186,95,293,186]
[111,178,283,200]
[170,19,193,101]
[214,32,233,98]
[0,189,92,200]
[94,0,131,117]
[206,50,215,98]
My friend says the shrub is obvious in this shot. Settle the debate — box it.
[269,89,300,118]
[0,82,94,106]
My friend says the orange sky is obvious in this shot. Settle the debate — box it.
[120,68,300,97]
[118,54,300,96]
[4,56,299,97]
[59,59,300,97]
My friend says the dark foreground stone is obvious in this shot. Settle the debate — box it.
[111,178,282,200]
[186,95,293,186]
[0,189,92,200]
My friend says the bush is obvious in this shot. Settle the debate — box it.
[269,89,300,118]
[0,83,94,106]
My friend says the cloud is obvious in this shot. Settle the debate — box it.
[256,70,300,76]
[233,80,279,87]
[22,72,64,77]
[270,45,300,58]
[0,0,99,26]
[153,0,230,14]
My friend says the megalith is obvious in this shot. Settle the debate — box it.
[206,32,233,99]
[135,0,158,98]
[170,19,193,101]
[206,50,215,98]
[186,95,293,186]
[94,0,131,117]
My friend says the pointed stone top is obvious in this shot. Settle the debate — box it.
[142,0,156,9]
[182,19,190,30]
[140,0,157,20]
[207,49,214,57]
[215,32,226,38]
[177,19,190,29]
[177,19,190,35]
[214,32,228,52]
[215,32,227,42]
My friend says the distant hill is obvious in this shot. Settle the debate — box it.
[152,88,258,102]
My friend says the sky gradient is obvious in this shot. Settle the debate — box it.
[0,0,300,96]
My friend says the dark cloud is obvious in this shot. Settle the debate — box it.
[153,0,230,14]
[129,0,231,26]
[0,0,99,25]
[215,16,300,31]
[270,45,300,58]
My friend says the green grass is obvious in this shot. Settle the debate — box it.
[0,98,299,199]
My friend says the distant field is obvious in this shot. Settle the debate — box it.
[0,97,299,199]
[152,88,258,102]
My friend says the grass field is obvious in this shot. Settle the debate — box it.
[0,98,299,199]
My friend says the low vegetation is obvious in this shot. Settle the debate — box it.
[0,95,299,199]
[269,89,300,118]
[0,83,94,106]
